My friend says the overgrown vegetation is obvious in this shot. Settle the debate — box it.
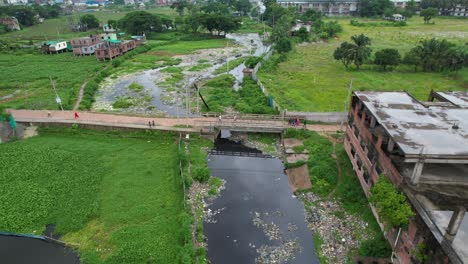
[0,52,105,110]
[201,75,277,114]
[370,176,415,229]
[0,128,209,263]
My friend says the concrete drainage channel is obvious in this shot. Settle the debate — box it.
[203,136,319,263]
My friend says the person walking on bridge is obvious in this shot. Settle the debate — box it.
[74,112,79,119]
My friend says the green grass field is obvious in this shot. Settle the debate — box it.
[0,128,203,263]
[258,17,468,112]
[0,52,106,109]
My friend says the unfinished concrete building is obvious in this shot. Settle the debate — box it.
[344,91,468,263]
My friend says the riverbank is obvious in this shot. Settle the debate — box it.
[282,129,391,263]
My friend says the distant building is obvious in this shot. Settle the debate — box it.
[385,13,405,21]
[0,16,20,31]
[71,34,104,56]
[390,0,420,9]
[3,0,28,4]
[42,40,68,54]
[95,39,137,61]
[101,24,117,41]
[439,5,468,17]
[345,91,468,264]
[277,0,358,16]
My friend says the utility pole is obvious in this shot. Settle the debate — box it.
[225,41,229,74]
[340,79,353,131]
[185,83,189,128]
[50,76,64,111]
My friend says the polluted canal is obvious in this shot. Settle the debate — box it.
[204,136,319,264]
[0,235,79,264]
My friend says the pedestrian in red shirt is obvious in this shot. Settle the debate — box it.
[74,112,79,119]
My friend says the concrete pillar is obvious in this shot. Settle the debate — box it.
[411,160,424,185]
[444,208,466,242]
[370,116,376,128]
[387,138,395,152]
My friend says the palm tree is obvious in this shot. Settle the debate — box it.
[350,34,372,70]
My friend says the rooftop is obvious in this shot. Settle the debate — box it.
[435,91,468,108]
[278,0,358,3]
[354,91,468,158]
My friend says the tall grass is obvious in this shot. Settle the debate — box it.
[0,128,208,263]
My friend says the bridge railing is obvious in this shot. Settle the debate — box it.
[201,112,285,121]
[195,120,285,131]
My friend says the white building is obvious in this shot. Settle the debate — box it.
[4,0,28,4]
[390,0,420,9]
[278,0,358,16]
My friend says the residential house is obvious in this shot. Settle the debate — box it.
[42,40,68,53]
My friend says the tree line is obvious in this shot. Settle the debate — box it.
[0,4,61,28]
[169,0,245,36]
[334,34,467,72]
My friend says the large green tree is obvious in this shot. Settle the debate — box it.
[374,48,401,70]
[333,42,355,69]
[118,11,162,35]
[351,34,372,69]
[420,7,438,24]
[199,13,241,36]
[409,38,466,72]
[171,0,190,16]
[359,0,393,17]
[234,0,252,16]
[334,34,372,70]
[80,14,99,29]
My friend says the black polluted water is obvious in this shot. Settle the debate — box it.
[0,235,79,264]
[205,139,319,264]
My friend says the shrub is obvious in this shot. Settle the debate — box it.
[193,166,210,182]
[358,234,392,257]
[374,48,401,71]
[245,56,262,68]
[318,32,329,39]
[285,160,306,169]
[369,176,414,228]
[128,82,144,92]
[112,97,134,109]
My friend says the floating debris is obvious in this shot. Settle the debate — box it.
[255,239,302,264]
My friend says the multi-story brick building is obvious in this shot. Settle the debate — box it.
[344,91,467,263]
[71,34,104,56]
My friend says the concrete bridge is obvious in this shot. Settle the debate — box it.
[6,110,339,135]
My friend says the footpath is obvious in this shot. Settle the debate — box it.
[8,110,341,133]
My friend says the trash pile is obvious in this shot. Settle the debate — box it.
[251,211,303,264]
[256,239,302,264]
[299,192,371,263]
